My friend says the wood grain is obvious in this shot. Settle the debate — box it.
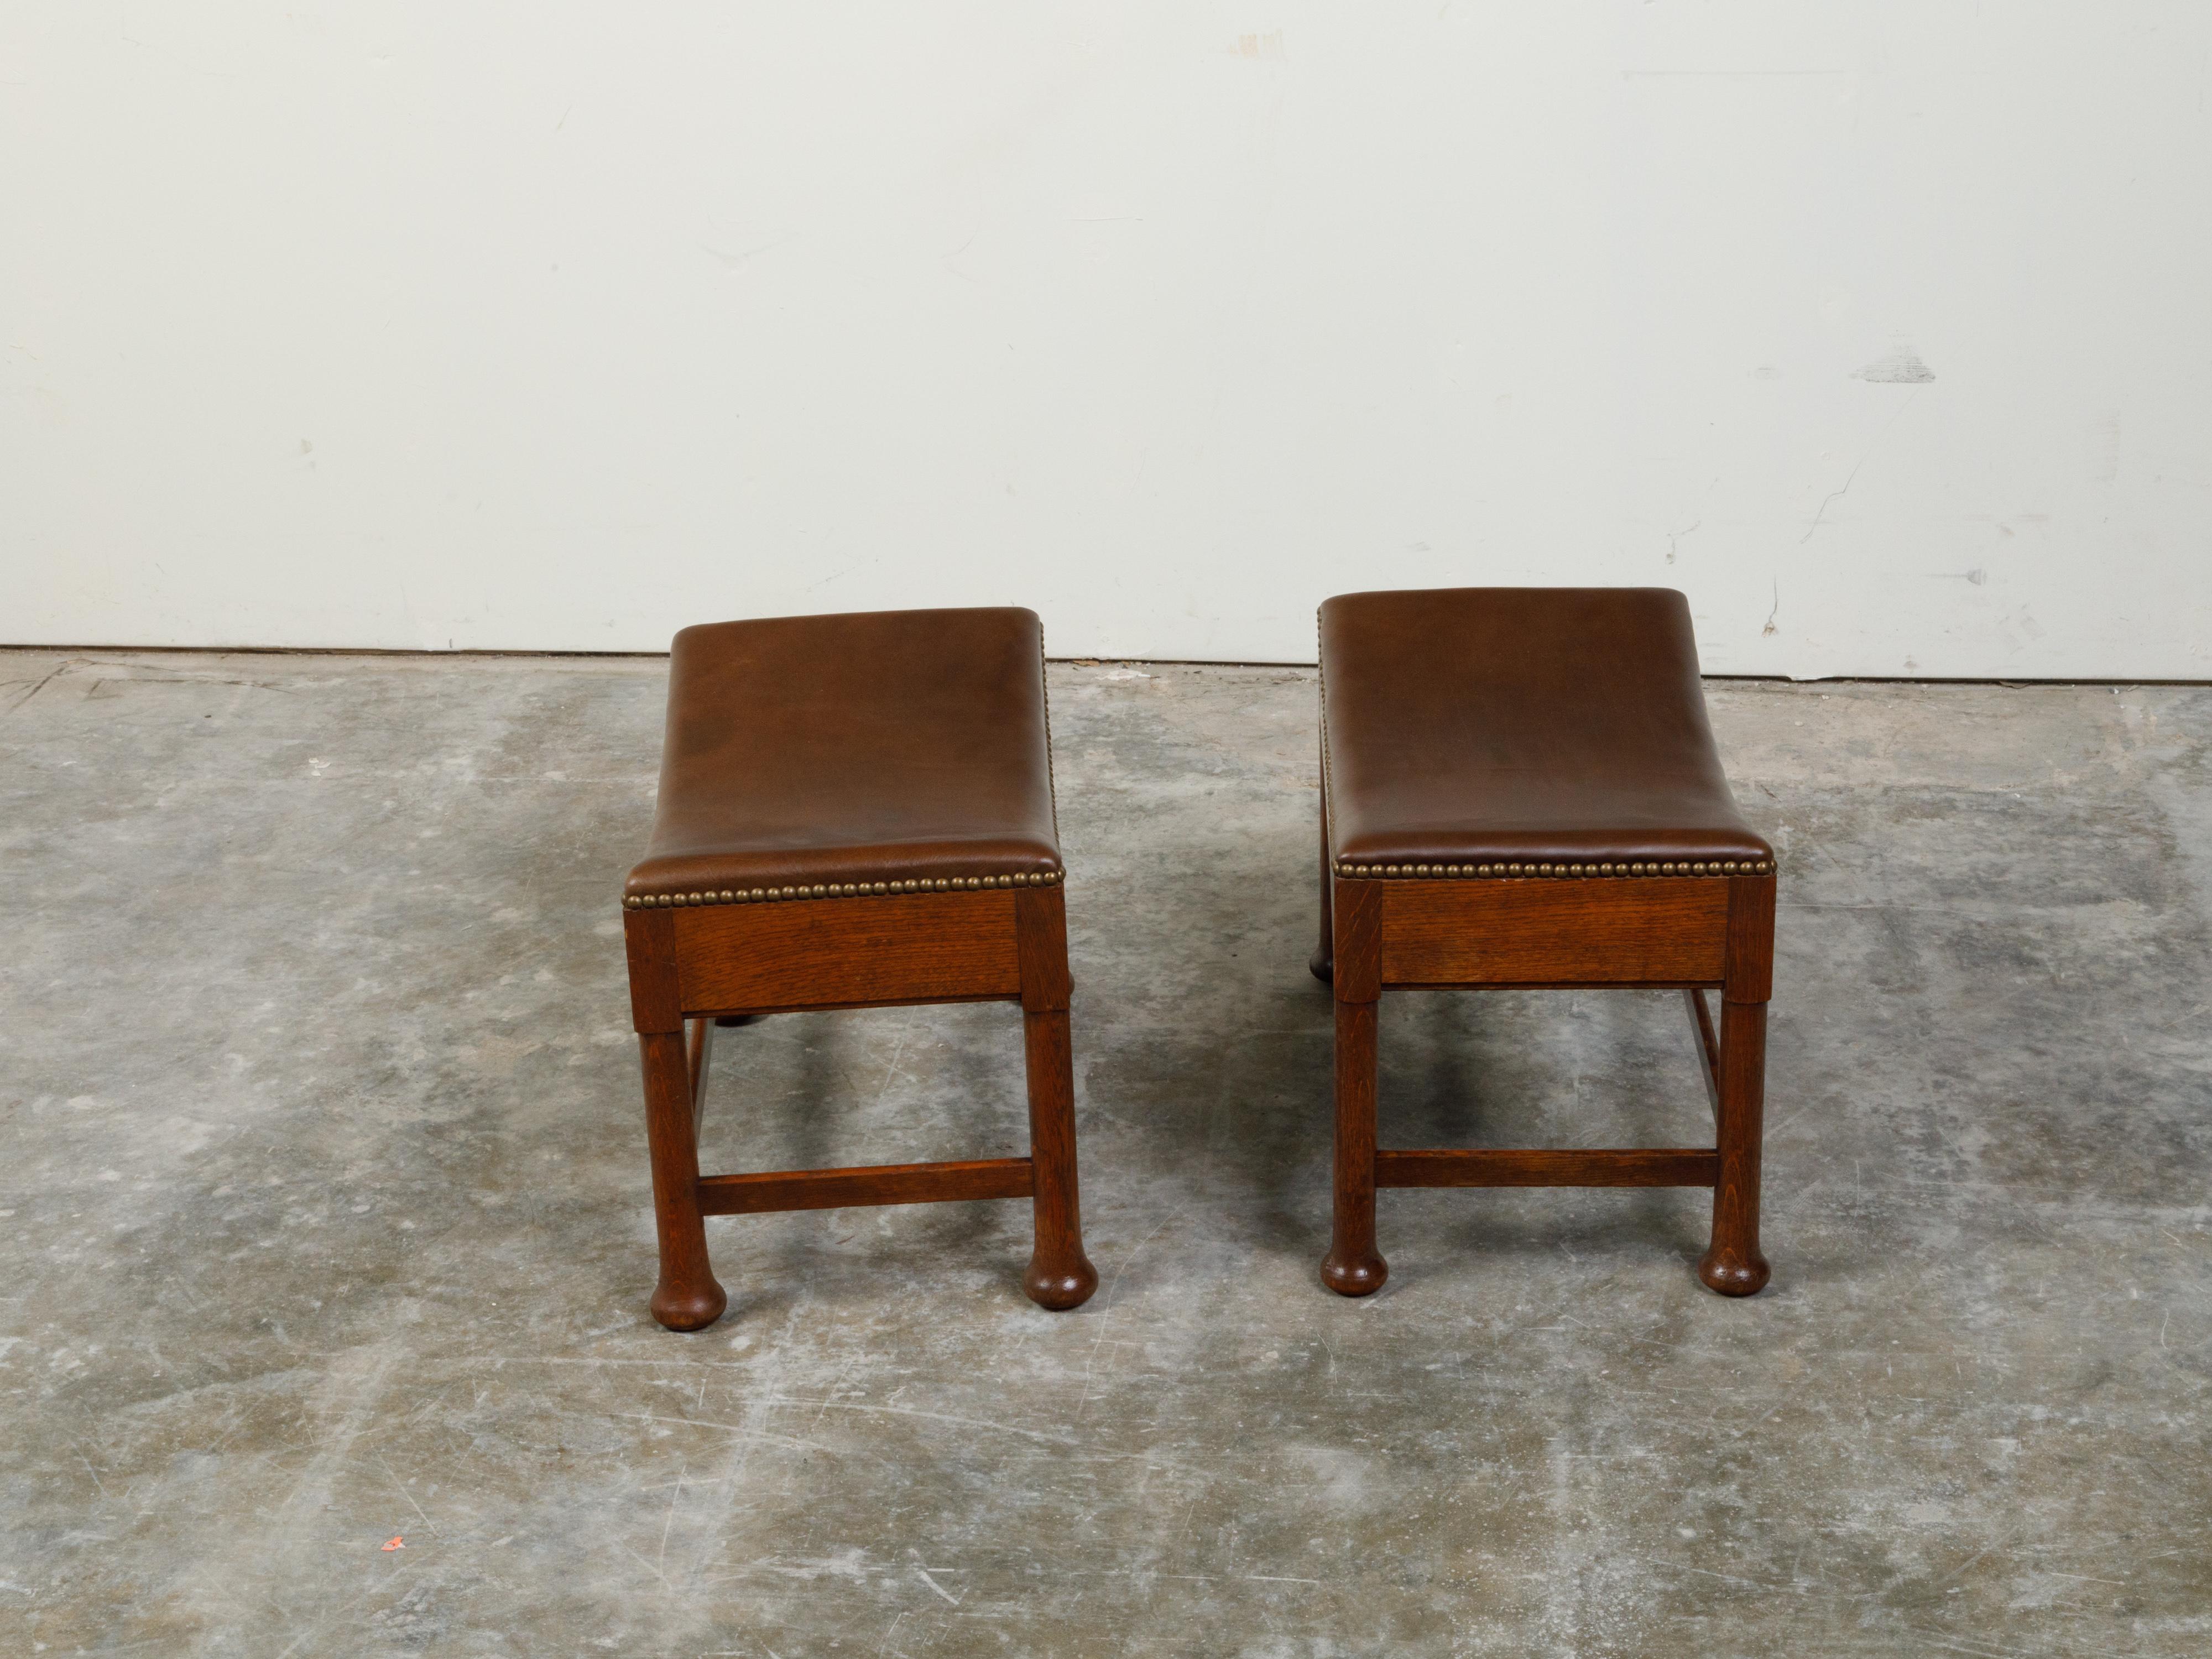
[623,907,682,1034]
[671,890,1021,1015]
[1330,877,1383,1003]
[1014,886,1072,1013]
[1725,874,1777,1004]
[1379,877,1729,986]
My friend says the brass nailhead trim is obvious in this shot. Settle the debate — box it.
[623,869,1065,910]
[1329,859,1777,880]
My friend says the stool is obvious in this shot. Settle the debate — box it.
[622,608,1098,1331]
[1312,588,1777,1297]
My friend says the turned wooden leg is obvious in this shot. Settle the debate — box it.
[1021,1007,1098,1310]
[1310,732,1334,984]
[1699,999,1771,1296]
[1322,878,1385,1295]
[639,1030,727,1331]
[686,1016,715,1132]
[1322,997,1386,1294]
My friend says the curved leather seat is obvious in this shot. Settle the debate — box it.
[1319,587,1772,873]
[625,608,1062,907]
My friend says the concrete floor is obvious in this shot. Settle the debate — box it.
[3,649,2209,1657]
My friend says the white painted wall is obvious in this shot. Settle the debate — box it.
[5,4,2209,675]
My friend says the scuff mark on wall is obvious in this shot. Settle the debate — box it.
[697,238,786,272]
[1803,391,1919,542]
[1854,345,1936,384]
[2089,411,2121,483]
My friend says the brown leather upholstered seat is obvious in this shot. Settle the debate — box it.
[625,608,1062,907]
[1319,588,1772,874]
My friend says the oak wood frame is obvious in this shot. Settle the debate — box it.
[625,886,1098,1331]
[1316,853,1774,1299]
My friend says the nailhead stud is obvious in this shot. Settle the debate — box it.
[624,842,1766,911]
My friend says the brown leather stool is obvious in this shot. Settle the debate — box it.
[621,608,1098,1331]
[1312,588,1777,1297]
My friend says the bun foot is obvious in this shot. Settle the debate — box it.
[651,1276,728,1332]
[1024,1250,1098,1311]
[1308,947,1334,985]
[1697,1249,1770,1297]
[1321,1249,1387,1297]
